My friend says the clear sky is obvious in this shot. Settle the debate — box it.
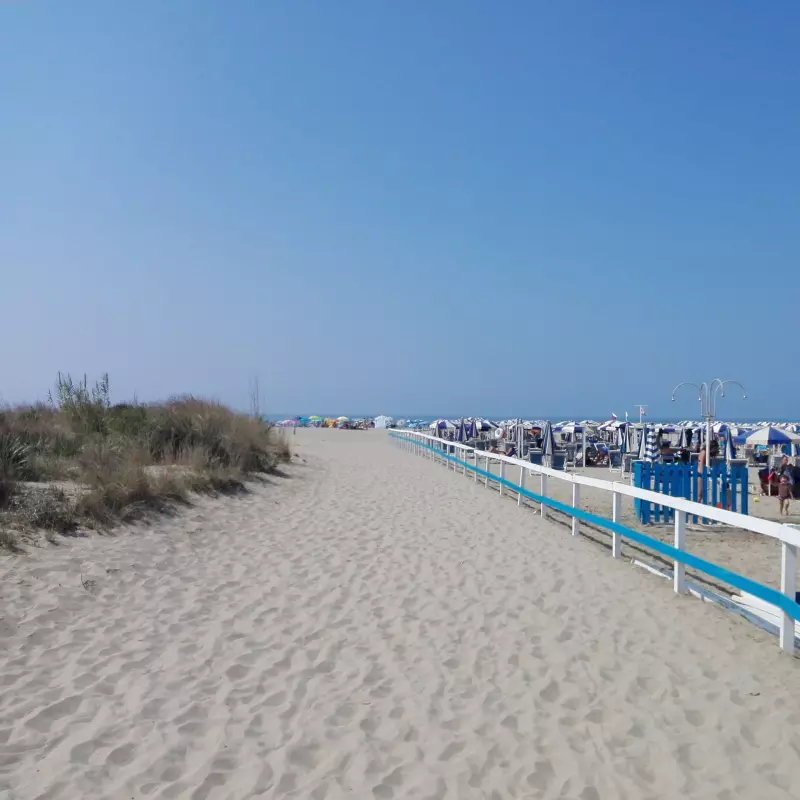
[3,1,798,420]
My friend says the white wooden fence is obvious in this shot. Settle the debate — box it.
[390,430,800,654]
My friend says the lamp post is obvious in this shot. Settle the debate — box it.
[671,379,747,466]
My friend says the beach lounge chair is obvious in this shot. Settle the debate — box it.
[551,452,567,471]
[623,454,636,475]
[608,449,623,472]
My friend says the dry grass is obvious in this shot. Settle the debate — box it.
[0,373,289,549]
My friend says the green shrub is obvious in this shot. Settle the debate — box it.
[107,403,150,439]
[0,435,33,480]
[18,487,78,534]
[0,530,21,552]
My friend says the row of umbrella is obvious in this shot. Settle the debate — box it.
[634,424,800,462]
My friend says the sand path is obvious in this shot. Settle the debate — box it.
[1,429,799,799]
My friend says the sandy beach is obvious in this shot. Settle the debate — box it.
[1,428,799,799]
[475,456,799,594]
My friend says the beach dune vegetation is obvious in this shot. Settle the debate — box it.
[0,373,290,549]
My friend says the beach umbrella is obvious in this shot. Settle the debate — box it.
[430,419,456,433]
[677,427,688,449]
[456,418,467,442]
[742,426,800,448]
[644,428,659,462]
[637,425,649,459]
[724,426,737,461]
[541,421,556,460]
[616,425,627,455]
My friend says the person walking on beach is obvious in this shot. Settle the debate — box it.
[777,455,794,482]
[778,474,792,516]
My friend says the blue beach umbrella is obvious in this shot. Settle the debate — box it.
[616,425,627,455]
[724,426,736,461]
[456,418,467,442]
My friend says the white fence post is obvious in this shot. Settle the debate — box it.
[611,489,621,559]
[499,461,505,496]
[540,474,548,519]
[780,542,797,654]
[484,455,489,487]
[518,466,524,506]
[571,482,580,536]
[674,511,686,595]
[474,452,478,483]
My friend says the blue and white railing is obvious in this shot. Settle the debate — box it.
[389,430,800,655]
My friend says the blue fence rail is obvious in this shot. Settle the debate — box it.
[389,432,800,651]
[633,461,749,524]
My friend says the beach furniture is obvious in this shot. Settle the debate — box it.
[551,452,567,471]
[608,449,623,472]
[528,450,543,466]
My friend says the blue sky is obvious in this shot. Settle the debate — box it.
[2,1,798,419]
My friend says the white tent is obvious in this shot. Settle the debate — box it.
[374,415,394,429]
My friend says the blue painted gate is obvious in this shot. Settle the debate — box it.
[633,461,749,524]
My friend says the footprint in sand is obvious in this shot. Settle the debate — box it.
[439,741,465,761]
[527,759,555,791]
[107,743,136,766]
[540,680,560,703]
[26,695,82,733]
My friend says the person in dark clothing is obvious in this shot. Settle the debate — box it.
[777,455,795,484]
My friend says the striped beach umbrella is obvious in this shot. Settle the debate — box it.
[742,426,800,448]
[644,428,659,462]
[541,421,556,459]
